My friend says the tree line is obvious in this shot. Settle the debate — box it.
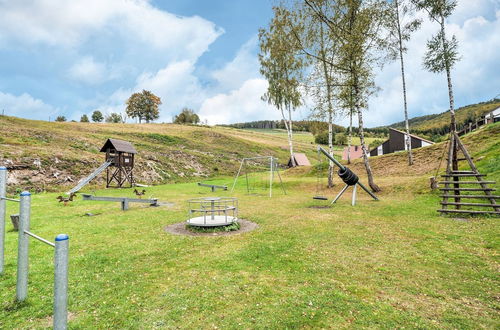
[258,0,461,191]
[55,90,202,125]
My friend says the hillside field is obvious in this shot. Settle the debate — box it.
[0,122,498,328]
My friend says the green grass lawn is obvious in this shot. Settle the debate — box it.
[1,172,498,328]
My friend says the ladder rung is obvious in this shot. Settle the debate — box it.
[440,202,499,207]
[446,158,472,161]
[441,174,486,177]
[450,171,475,174]
[441,195,500,199]
[440,188,496,191]
[438,181,496,184]
[437,209,500,215]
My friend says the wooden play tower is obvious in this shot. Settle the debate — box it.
[100,139,137,188]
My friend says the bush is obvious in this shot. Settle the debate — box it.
[314,130,334,145]
[92,110,104,122]
[80,114,89,122]
[335,133,347,145]
[369,139,384,148]
[173,108,200,125]
[105,113,124,123]
[55,116,66,122]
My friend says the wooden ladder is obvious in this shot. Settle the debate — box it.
[437,133,499,216]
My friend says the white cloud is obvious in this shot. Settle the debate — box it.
[211,37,261,91]
[199,79,277,125]
[0,0,223,60]
[67,56,108,85]
[0,91,58,120]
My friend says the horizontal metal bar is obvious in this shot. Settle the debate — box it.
[0,196,20,202]
[197,183,227,189]
[82,194,158,204]
[24,231,55,247]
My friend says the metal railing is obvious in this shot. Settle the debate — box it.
[1,168,69,330]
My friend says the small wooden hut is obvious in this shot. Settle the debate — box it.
[100,139,137,188]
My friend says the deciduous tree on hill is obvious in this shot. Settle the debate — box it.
[259,5,305,167]
[105,113,124,123]
[80,114,89,122]
[126,90,161,123]
[173,108,200,124]
[92,110,104,123]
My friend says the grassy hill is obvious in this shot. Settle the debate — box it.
[0,114,498,193]
[379,99,500,135]
[0,116,319,192]
[0,122,498,328]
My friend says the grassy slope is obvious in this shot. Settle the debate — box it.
[0,116,317,192]
[382,99,500,131]
[0,123,498,328]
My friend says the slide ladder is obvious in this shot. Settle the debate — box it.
[67,161,112,194]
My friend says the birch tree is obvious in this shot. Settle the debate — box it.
[299,1,340,187]
[259,6,305,167]
[411,0,460,133]
[305,0,385,192]
[386,0,421,165]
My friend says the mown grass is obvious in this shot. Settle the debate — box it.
[0,168,498,328]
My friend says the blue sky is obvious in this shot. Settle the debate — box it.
[0,0,499,127]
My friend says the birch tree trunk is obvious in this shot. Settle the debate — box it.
[395,0,413,165]
[440,20,456,132]
[281,105,296,167]
[327,112,334,187]
[347,109,353,164]
[357,108,380,192]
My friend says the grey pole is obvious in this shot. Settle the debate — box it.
[16,191,31,301]
[0,167,6,275]
[54,234,69,330]
[269,157,273,198]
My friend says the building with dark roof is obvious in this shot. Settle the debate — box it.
[369,128,433,157]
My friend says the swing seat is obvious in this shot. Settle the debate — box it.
[313,196,328,201]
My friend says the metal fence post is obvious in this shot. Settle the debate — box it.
[16,191,30,301]
[0,167,6,275]
[54,234,69,330]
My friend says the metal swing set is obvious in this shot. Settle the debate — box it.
[231,156,286,197]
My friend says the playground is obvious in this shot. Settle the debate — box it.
[1,166,498,328]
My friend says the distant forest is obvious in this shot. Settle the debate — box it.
[223,99,500,142]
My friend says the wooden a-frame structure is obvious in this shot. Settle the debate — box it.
[437,131,499,216]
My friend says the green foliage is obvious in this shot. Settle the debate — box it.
[173,108,200,124]
[105,113,124,123]
[369,139,384,148]
[126,90,162,123]
[423,30,459,73]
[80,114,89,122]
[55,115,66,122]
[91,110,104,123]
[259,5,304,113]
[335,132,347,145]
[314,130,334,145]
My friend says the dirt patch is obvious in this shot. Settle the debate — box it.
[164,219,258,237]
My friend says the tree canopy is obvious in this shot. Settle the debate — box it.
[126,90,162,123]
[92,110,104,123]
[173,108,200,125]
